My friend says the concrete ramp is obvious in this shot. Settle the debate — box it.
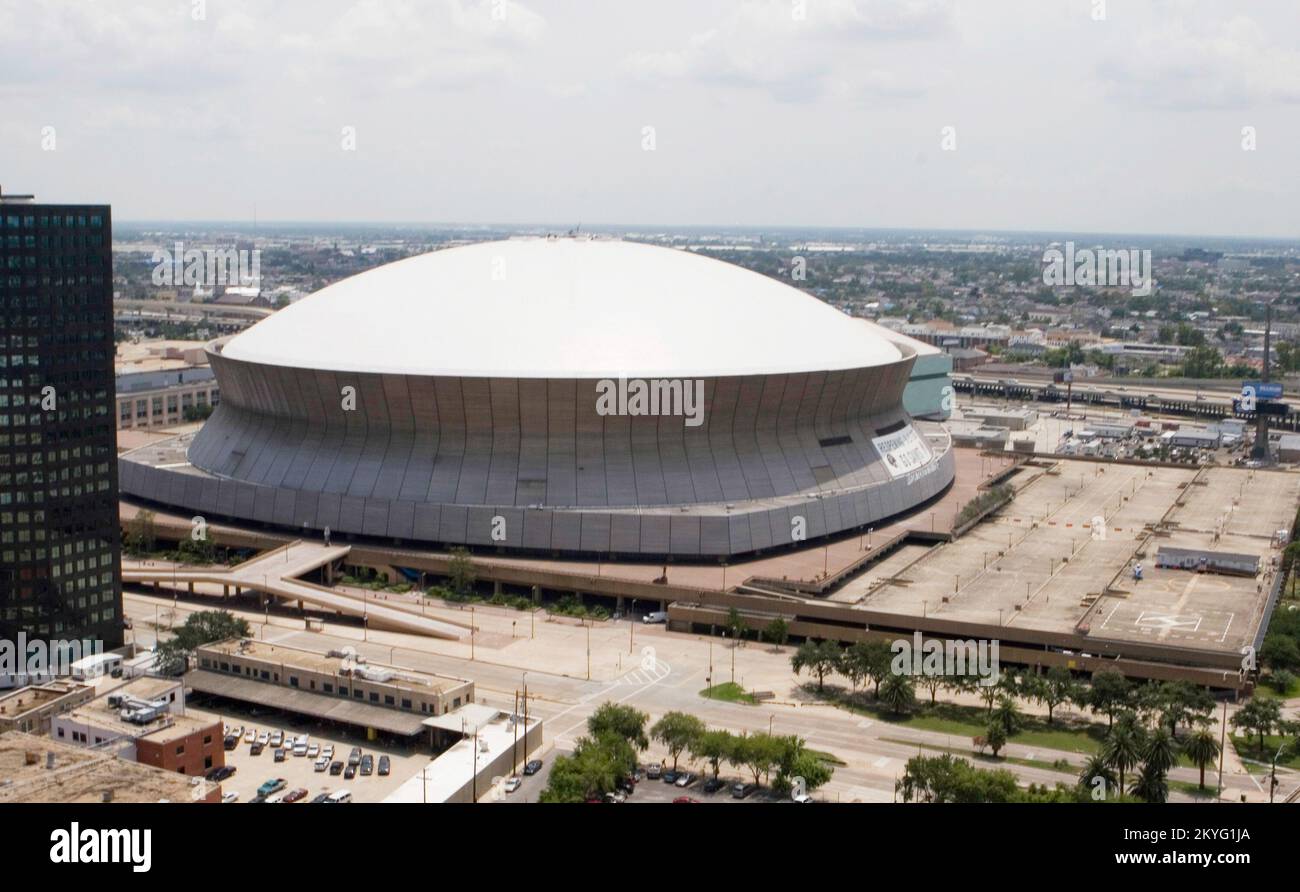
[122,540,464,639]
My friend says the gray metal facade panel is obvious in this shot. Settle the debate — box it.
[154,346,947,557]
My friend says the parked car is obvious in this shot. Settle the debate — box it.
[604,790,626,803]
[646,764,662,780]
[616,776,636,795]
[257,778,287,797]
[662,770,680,784]
[269,731,284,748]
[293,742,308,758]
[249,794,268,804]
[523,760,543,776]
[378,756,390,776]
[702,777,725,794]
[282,788,309,803]
[731,782,756,799]
[792,792,814,804]
[359,755,374,776]
[256,731,269,746]
[309,793,331,804]
[327,789,353,804]
[672,796,698,803]
[675,772,697,788]
[243,729,256,744]
[223,735,239,751]
[348,747,363,767]
[344,764,357,780]
[271,748,284,762]
[250,742,265,757]
[321,745,335,760]
[504,776,522,794]
[314,757,330,772]
[329,761,344,776]
[642,611,668,624]
[221,792,239,804]
[206,765,237,782]
[307,744,320,758]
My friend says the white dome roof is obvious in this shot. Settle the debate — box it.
[220,238,901,378]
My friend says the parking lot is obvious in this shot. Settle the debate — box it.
[191,703,428,803]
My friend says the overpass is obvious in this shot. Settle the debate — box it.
[122,540,466,639]
[953,374,1300,430]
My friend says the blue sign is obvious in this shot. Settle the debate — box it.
[1243,382,1283,400]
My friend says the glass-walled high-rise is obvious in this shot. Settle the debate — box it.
[0,192,121,648]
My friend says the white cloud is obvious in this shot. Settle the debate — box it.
[1100,14,1300,109]
[623,0,951,101]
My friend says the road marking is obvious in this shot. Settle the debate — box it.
[872,756,891,769]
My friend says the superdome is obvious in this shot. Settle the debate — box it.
[221,237,902,378]
[119,237,955,559]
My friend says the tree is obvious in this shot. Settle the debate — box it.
[895,754,1020,803]
[879,673,916,716]
[1230,696,1282,757]
[1142,727,1180,776]
[991,695,1022,736]
[690,729,734,780]
[1183,727,1222,791]
[773,735,833,795]
[791,639,842,692]
[539,733,638,802]
[446,547,476,595]
[1035,666,1079,725]
[1078,753,1116,800]
[1102,713,1145,797]
[123,509,157,555]
[984,720,1007,758]
[650,712,705,772]
[587,702,650,751]
[725,607,746,641]
[918,671,947,706]
[1133,762,1169,804]
[843,640,893,697]
[1087,669,1131,727]
[762,617,789,649]
[1260,635,1300,673]
[155,610,251,675]
[730,733,783,787]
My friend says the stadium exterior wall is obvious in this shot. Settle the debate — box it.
[118,342,955,559]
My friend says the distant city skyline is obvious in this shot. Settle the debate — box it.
[4,0,1299,238]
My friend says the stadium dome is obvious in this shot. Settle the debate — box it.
[221,237,902,378]
[120,238,955,559]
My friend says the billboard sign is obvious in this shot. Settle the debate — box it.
[873,427,933,479]
[1244,381,1284,400]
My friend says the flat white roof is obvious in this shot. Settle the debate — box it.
[221,238,901,378]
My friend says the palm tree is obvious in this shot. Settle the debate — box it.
[879,673,916,716]
[1078,753,1116,799]
[1133,762,1169,804]
[1183,727,1222,791]
[1142,727,1180,775]
[1102,716,1144,797]
[992,695,1022,736]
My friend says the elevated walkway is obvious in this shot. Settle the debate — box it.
[122,540,464,639]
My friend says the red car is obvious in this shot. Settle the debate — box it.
[282,788,309,803]
[672,796,698,804]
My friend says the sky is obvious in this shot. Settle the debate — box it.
[2,0,1298,238]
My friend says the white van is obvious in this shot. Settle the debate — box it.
[327,789,353,804]
[642,611,667,624]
